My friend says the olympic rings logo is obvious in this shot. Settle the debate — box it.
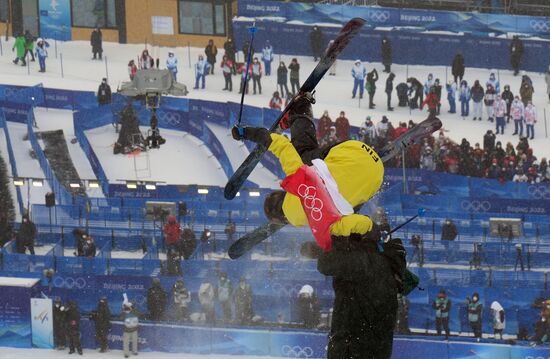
[132,294,146,306]
[53,276,87,289]
[272,283,304,297]
[281,345,314,358]
[461,200,491,212]
[529,20,550,33]
[158,111,183,127]
[527,185,550,200]
[297,184,323,222]
[369,10,390,23]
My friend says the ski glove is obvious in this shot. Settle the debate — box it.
[231,126,272,148]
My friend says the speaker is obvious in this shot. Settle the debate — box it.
[45,192,55,207]
[178,202,187,216]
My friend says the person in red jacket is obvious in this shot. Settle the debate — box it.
[334,111,350,142]
[393,122,408,140]
[269,91,283,110]
[163,215,181,251]
[421,86,439,118]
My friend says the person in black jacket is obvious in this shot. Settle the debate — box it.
[53,298,66,350]
[90,27,103,60]
[309,26,324,61]
[452,52,465,84]
[366,69,379,109]
[242,40,254,62]
[277,61,290,99]
[407,77,423,110]
[205,39,217,75]
[386,72,395,111]
[501,85,514,123]
[80,235,97,258]
[15,214,36,255]
[223,37,236,74]
[381,36,392,73]
[66,301,82,355]
[91,297,111,352]
[441,218,458,241]
[483,130,496,153]
[314,227,408,359]
[288,58,300,95]
[510,36,524,76]
[147,278,167,321]
[296,284,320,329]
[97,78,112,105]
[396,82,409,107]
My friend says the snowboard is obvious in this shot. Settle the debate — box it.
[227,222,286,259]
[224,17,367,200]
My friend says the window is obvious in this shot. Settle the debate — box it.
[71,0,117,28]
[0,0,8,22]
[178,0,226,36]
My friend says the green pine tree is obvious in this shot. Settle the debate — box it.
[0,151,15,244]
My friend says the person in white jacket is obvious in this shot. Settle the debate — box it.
[524,101,537,140]
[490,301,505,340]
[493,95,507,135]
[510,96,525,137]
[351,60,366,99]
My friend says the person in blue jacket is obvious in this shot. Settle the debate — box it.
[166,51,178,81]
[351,60,367,99]
[261,41,274,76]
[194,55,210,90]
[459,80,471,117]
[446,81,457,114]
[35,38,49,73]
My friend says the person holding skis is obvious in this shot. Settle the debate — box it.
[35,38,49,73]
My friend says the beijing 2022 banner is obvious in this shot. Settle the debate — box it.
[31,298,53,348]
[39,0,72,41]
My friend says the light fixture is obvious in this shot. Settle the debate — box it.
[69,182,81,188]
[197,188,209,194]
[126,181,138,189]
[249,191,261,197]
[88,180,100,188]
[145,183,156,190]
[32,179,43,187]
[13,178,25,186]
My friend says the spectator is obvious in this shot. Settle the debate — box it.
[97,78,112,105]
[16,214,36,255]
[139,49,154,69]
[166,247,181,276]
[490,301,506,340]
[446,81,457,114]
[434,79,443,115]
[217,272,233,323]
[91,297,110,353]
[410,234,424,267]
[483,130,495,154]
[407,77,423,109]
[261,41,273,76]
[421,86,439,118]
[524,101,536,140]
[238,63,251,95]
[90,27,103,60]
[288,58,300,95]
[297,285,320,329]
[53,298,66,350]
[128,60,137,80]
[424,73,435,96]
[381,36,392,73]
[147,278,167,321]
[24,30,35,62]
[173,278,191,322]
[471,80,485,121]
[204,39,217,75]
[326,40,336,75]
[66,301,82,355]
[467,293,483,341]
[35,38,49,73]
[269,91,283,110]
[494,95,507,135]
[385,72,395,111]
[510,35,524,76]
[484,84,496,122]
[121,297,139,358]
[223,37,236,71]
[224,220,236,242]
[433,289,451,339]
[393,122,408,140]
[194,55,209,90]
[441,218,458,241]
[242,40,254,62]
[486,72,500,94]
[80,235,96,258]
[459,80,471,117]
[309,25,324,61]
[163,215,181,252]
[317,110,332,141]
[420,146,436,171]
[180,227,197,260]
[501,85,514,123]
[520,78,534,106]
[277,61,290,98]
[452,52,465,83]
[234,277,254,325]
[359,117,377,147]
[511,96,525,136]
[251,57,262,95]
[199,282,215,324]
[221,55,233,91]
[376,116,392,144]
[334,111,350,142]
[320,126,338,148]
[351,60,366,99]
[12,33,26,66]
[365,68,379,108]
[396,82,409,107]
[546,65,550,103]
[166,51,178,81]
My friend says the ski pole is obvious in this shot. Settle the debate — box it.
[378,208,426,252]
[389,208,426,235]
[236,22,257,127]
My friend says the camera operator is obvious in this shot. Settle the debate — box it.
[514,243,525,271]
[433,289,451,339]
[146,113,166,149]
[466,293,483,342]
[410,234,424,267]
[180,227,197,260]
[470,243,483,270]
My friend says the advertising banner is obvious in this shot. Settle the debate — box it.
[39,0,72,41]
[30,298,53,348]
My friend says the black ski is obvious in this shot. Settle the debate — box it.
[228,116,442,259]
[224,18,366,200]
